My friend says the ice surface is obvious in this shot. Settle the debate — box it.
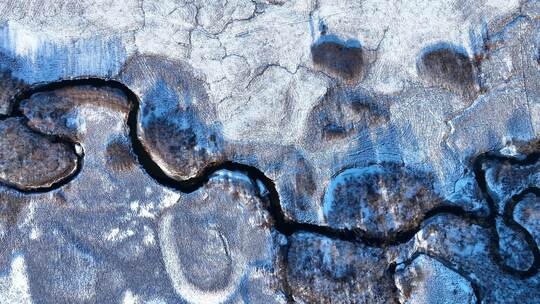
[0,0,539,303]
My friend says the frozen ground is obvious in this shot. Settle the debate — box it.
[0,0,539,303]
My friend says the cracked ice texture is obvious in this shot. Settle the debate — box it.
[0,1,536,199]
[0,0,539,303]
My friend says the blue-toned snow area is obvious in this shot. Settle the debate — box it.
[0,22,128,84]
